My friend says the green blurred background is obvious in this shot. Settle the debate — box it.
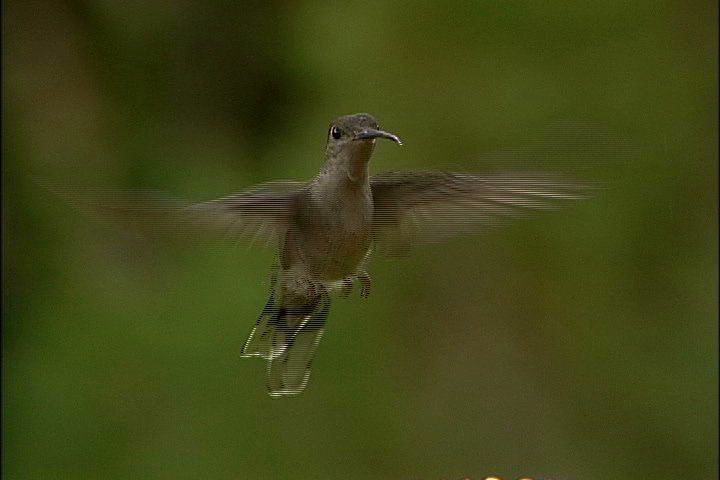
[3,1,717,479]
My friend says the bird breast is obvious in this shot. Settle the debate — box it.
[297,194,373,282]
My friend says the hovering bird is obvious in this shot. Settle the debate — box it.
[55,113,595,397]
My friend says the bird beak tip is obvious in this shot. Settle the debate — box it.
[355,130,403,145]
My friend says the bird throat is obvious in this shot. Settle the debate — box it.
[344,140,375,183]
[319,139,375,194]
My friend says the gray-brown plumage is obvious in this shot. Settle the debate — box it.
[52,113,596,397]
[176,113,594,397]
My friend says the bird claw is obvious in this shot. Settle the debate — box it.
[306,281,328,299]
[358,273,371,298]
[336,273,371,298]
[339,278,354,298]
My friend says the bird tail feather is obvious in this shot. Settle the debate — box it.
[241,283,331,397]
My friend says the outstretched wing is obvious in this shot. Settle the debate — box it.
[46,180,305,248]
[180,181,305,247]
[370,171,598,256]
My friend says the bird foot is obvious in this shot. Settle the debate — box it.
[337,273,371,298]
[357,272,371,298]
[339,278,354,298]
[306,281,328,300]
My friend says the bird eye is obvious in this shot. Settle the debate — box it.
[330,127,342,140]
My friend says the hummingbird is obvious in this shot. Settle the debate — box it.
[177,113,593,397]
[53,113,594,397]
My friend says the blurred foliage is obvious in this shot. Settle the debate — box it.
[2,0,717,479]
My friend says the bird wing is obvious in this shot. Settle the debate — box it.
[180,181,305,247]
[370,171,598,256]
[49,180,305,248]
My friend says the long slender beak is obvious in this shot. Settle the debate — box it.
[353,129,402,145]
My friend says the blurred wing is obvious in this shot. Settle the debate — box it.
[46,180,305,248]
[180,181,305,247]
[370,171,598,256]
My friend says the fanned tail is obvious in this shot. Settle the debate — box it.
[241,279,331,397]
